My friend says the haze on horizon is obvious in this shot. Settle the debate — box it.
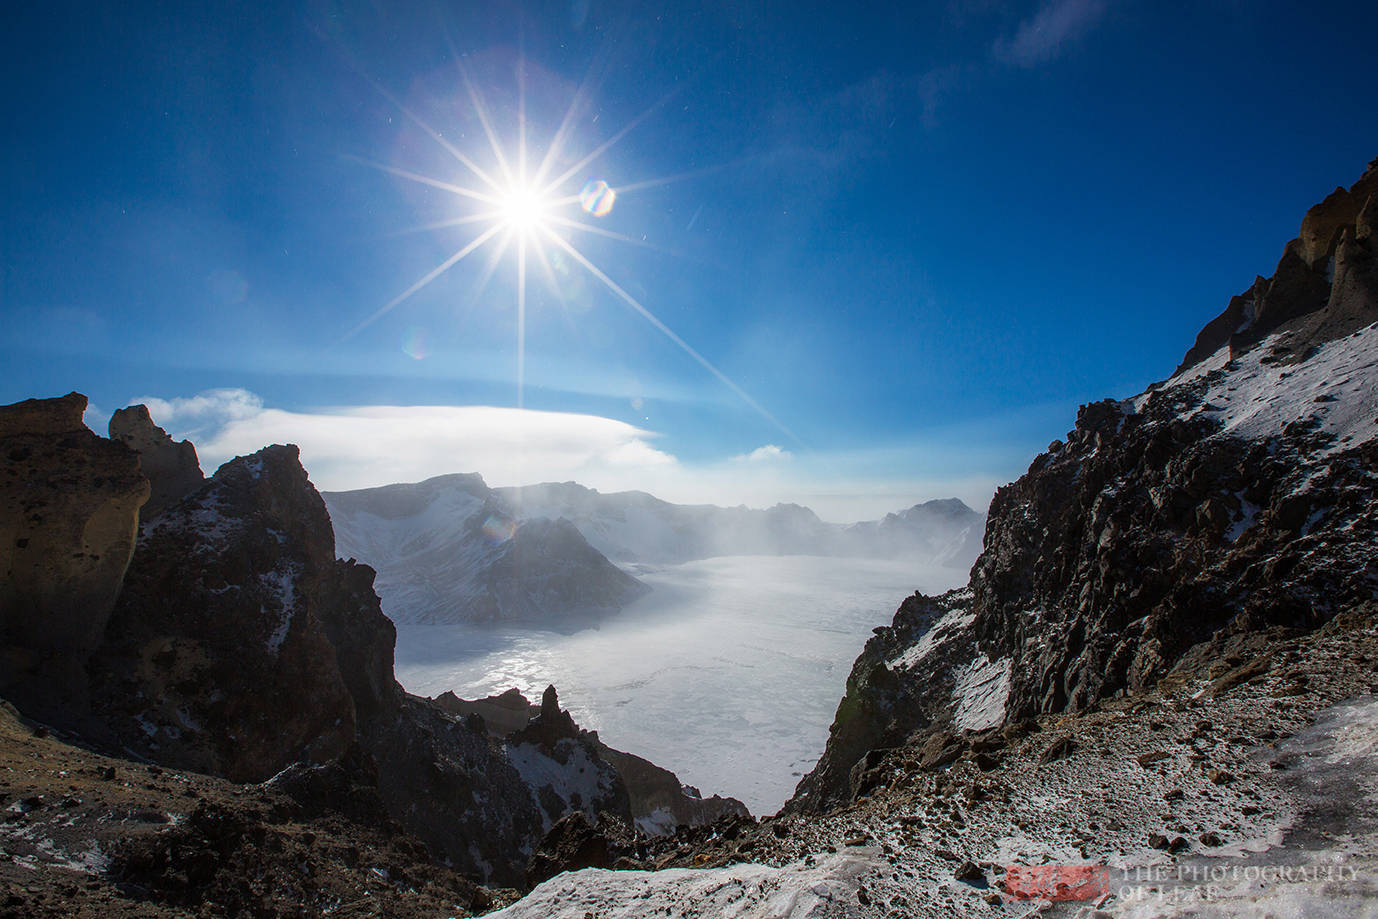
[6,0,1378,521]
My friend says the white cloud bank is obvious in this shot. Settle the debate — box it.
[135,388,676,493]
[127,388,1003,521]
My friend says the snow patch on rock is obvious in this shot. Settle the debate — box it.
[259,561,301,653]
[887,602,974,671]
[951,654,1011,731]
[635,806,677,836]
[507,739,615,829]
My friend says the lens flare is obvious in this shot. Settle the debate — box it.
[579,179,616,217]
[481,515,517,545]
[401,326,429,360]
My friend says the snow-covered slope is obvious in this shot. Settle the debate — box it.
[1146,322,1378,457]
[487,850,880,919]
[325,474,647,625]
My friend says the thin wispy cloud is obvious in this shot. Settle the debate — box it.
[993,0,1108,67]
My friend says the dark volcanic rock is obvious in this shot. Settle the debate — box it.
[786,591,964,813]
[449,685,749,835]
[597,744,751,832]
[526,811,643,887]
[84,443,544,884]
[90,445,358,781]
[0,393,149,709]
[1,401,745,888]
[361,694,543,886]
[790,157,1378,814]
[1177,158,1378,375]
[435,686,536,735]
[108,404,204,518]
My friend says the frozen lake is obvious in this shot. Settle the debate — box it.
[394,555,967,816]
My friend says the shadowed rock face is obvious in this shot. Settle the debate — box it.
[789,157,1378,815]
[0,393,149,705]
[0,403,747,886]
[108,404,204,518]
[78,440,546,884]
[445,685,750,837]
[91,445,358,782]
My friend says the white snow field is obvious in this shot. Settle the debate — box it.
[395,555,966,816]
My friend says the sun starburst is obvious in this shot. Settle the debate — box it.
[346,60,798,444]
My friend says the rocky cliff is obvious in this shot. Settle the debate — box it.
[439,685,750,839]
[0,401,757,888]
[789,158,1378,815]
[90,445,359,780]
[38,438,547,883]
[0,393,149,714]
[107,403,204,518]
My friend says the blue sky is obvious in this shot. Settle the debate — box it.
[5,0,1377,519]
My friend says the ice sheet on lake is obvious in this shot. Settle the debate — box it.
[394,555,965,816]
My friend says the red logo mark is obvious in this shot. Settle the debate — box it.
[1001,865,1110,901]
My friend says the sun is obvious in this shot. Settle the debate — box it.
[497,183,551,235]
[345,63,800,445]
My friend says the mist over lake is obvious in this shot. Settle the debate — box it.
[394,554,967,816]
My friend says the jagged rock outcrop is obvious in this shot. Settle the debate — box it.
[90,445,361,781]
[790,157,1378,815]
[0,393,149,707]
[435,686,537,735]
[507,685,633,832]
[1176,157,1378,374]
[441,685,750,836]
[3,405,755,886]
[361,695,544,885]
[107,403,204,518]
[81,441,544,884]
[596,745,751,834]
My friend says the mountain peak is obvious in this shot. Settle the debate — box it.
[1175,157,1378,377]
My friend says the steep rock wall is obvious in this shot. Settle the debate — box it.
[790,158,1378,815]
[0,393,148,709]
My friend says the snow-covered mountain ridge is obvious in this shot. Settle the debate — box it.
[324,475,649,625]
[494,483,984,566]
[324,476,983,625]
